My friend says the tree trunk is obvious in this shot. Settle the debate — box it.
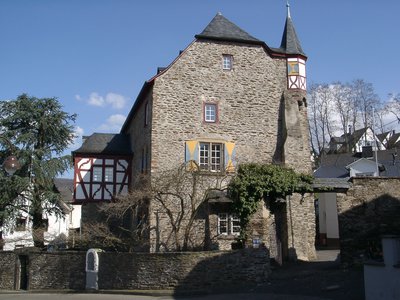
[31,194,45,249]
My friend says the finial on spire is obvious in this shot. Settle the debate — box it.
[286,1,291,18]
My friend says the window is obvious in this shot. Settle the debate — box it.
[218,213,228,234]
[141,147,149,174]
[218,213,240,235]
[288,61,299,75]
[93,167,102,182]
[204,103,217,123]
[231,214,241,234]
[15,217,26,232]
[222,55,233,70]
[42,219,49,232]
[199,142,223,172]
[144,102,149,126]
[104,167,113,182]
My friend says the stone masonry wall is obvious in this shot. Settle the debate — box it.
[151,40,287,173]
[122,36,315,259]
[336,177,400,263]
[0,248,269,291]
[0,251,16,289]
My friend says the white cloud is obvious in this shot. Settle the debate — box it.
[79,92,128,109]
[68,126,85,149]
[98,114,126,132]
[88,92,105,107]
[105,93,126,109]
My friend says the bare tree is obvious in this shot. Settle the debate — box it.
[79,162,230,252]
[308,83,337,157]
[384,93,400,124]
[351,79,381,132]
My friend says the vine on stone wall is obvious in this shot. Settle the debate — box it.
[227,163,313,240]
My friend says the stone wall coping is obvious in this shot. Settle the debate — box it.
[364,260,385,267]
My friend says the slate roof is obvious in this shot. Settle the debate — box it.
[315,149,400,178]
[53,178,74,213]
[279,12,305,56]
[329,127,369,153]
[195,13,262,44]
[73,133,132,156]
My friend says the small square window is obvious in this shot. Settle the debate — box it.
[222,55,233,70]
[204,103,217,123]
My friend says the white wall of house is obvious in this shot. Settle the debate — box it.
[69,204,82,229]
[364,236,400,300]
[2,204,82,250]
[318,192,339,242]
[347,158,379,177]
[355,128,386,152]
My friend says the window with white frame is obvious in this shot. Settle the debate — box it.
[218,213,240,235]
[204,103,217,123]
[222,54,233,70]
[231,214,241,234]
[199,142,223,172]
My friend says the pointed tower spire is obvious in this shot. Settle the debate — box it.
[280,2,305,56]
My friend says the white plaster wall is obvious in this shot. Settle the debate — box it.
[365,238,400,300]
[318,193,339,239]
[70,205,82,229]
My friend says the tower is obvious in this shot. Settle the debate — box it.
[280,2,311,174]
[281,2,307,91]
[280,2,316,261]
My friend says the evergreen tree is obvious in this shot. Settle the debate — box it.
[0,94,76,248]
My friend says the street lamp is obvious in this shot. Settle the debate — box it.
[0,136,21,175]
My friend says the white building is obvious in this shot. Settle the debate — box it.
[1,178,81,250]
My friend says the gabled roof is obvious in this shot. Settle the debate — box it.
[387,132,400,149]
[345,157,383,169]
[72,133,132,156]
[279,5,305,56]
[329,127,370,153]
[195,13,261,44]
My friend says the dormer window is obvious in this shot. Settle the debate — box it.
[222,55,233,70]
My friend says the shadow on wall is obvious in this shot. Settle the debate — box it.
[173,248,270,296]
[338,193,400,264]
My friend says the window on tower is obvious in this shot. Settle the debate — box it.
[288,61,299,75]
[204,103,218,123]
[222,54,233,70]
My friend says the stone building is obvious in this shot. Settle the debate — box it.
[73,7,316,261]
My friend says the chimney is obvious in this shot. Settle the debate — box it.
[348,125,352,134]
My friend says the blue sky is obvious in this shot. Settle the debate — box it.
[1,0,400,169]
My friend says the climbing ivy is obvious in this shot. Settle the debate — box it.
[227,163,313,238]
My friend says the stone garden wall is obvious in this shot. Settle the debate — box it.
[337,177,400,263]
[0,248,269,292]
